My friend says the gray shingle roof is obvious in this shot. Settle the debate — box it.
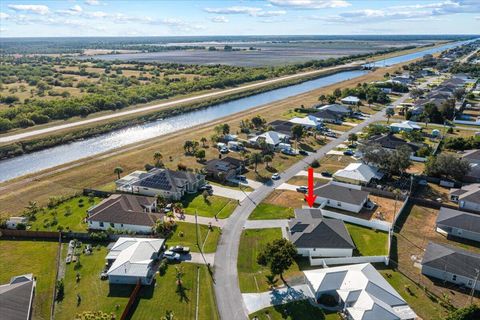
[422,242,480,279]
[288,209,355,249]
[132,168,202,193]
[436,207,480,234]
[0,274,35,320]
[314,183,369,206]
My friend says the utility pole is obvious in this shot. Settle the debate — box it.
[470,268,479,305]
[195,210,199,249]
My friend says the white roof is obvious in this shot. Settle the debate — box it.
[318,104,351,114]
[304,263,416,320]
[333,163,382,183]
[106,237,165,278]
[390,121,421,130]
[341,96,360,103]
[289,115,322,127]
[248,131,287,146]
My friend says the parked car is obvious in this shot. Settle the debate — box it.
[163,203,172,213]
[325,132,336,138]
[220,147,229,154]
[343,149,354,156]
[271,173,280,180]
[199,184,212,191]
[281,148,296,155]
[163,250,181,261]
[321,171,332,177]
[169,245,191,254]
[299,150,308,156]
[296,186,308,193]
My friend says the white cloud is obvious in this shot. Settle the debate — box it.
[268,0,351,9]
[56,5,83,16]
[85,0,100,5]
[85,11,108,18]
[204,6,286,17]
[71,5,83,13]
[0,12,10,19]
[210,16,229,23]
[8,4,50,15]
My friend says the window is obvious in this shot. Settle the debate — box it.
[337,202,342,207]
[99,222,104,227]
[468,280,473,286]
[121,224,124,228]
[110,222,115,228]
[452,275,457,281]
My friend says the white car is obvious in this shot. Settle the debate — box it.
[271,173,280,180]
[163,250,181,261]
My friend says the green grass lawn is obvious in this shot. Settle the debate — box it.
[132,263,218,320]
[54,243,131,320]
[182,193,237,219]
[248,203,294,220]
[378,269,449,320]
[29,196,101,232]
[345,223,389,256]
[249,301,341,320]
[238,228,302,293]
[0,240,59,320]
[167,221,220,253]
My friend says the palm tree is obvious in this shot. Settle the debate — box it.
[113,166,123,180]
[263,155,272,168]
[251,153,263,173]
[162,311,175,320]
[200,137,207,147]
[172,202,184,215]
[153,151,163,167]
[175,266,184,287]
[386,108,395,123]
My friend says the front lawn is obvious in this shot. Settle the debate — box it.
[249,301,341,320]
[132,263,219,320]
[345,223,389,256]
[167,221,220,253]
[29,195,101,232]
[0,239,59,320]
[238,228,302,293]
[248,203,294,220]
[182,193,237,219]
[54,243,130,320]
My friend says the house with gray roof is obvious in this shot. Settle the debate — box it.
[314,182,370,213]
[449,183,480,213]
[421,242,480,292]
[436,207,480,242]
[288,208,355,258]
[116,168,205,201]
[204,157,244,181]
[310,109,343,124]
[87,194,163,234]
[460,150,480,182]
[0,274,35,320]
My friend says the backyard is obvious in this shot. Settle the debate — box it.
[345,223,389,256]
[249,301,341,320]
[248,203,294,220]
[237,228,304,293]
[0,239,59,320]
[167,221,220,253]
[182,193,237,219]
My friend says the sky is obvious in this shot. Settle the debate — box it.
[0,0,479,37]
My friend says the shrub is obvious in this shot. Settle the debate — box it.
[311,159,320,168]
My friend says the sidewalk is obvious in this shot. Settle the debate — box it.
[173,214,226,228]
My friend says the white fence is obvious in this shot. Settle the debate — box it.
[453,119,480,126]
[321,209,392,232]
[309,255,389,267]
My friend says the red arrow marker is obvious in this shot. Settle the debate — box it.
[304,167,317,208]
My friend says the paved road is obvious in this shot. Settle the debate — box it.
[213,93,411,319]
[0,63,359,144]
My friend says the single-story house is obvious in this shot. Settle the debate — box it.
[317,103,352,116]
[304,263,417,320]
[436,207,480,242]
[248,131,290,148]
[288,208,355,258]
[460,150,480,182]
[314,182,370,213]
[87,194,163,234]
[333,163,383,186]
[116,168,205,201]
[391,76,413,85]
[421,242,480,292]
[5,217,27,230]
[310,109,343,124]
[0,274,36,320]
[204,157,244,181]
[449,183,480,213]
[389,121,422,133]
[288,115,323,129]
[268,120,295,136]
[366,134,420,153]
[106,237,165,285]
[341,96,360,105]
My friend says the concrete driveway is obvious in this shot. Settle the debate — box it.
[295,170,332,180]
[211,184,251,201]
[229,178,263,189]
[180,252,215,265]
[242,284,314,314]
[276,182,299,192]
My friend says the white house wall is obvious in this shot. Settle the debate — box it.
[422,265,480,291]
[297,247,353,258]
[88,220,152,234]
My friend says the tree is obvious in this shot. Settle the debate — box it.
[290,124,304,142]
[386,108,395,123]
[327,95,336,104]
[162,310,175,320]
[425,154,470,181]
[251,115,266,129]
[183,140,195,154]
[333,88,342,98]
[153,151,163,168]
[202,190,210,202]
[257,238,297,282]
[318,94,326,104]
[348,133,358,145]
[388,145,412,175]
[445,304,480,320]
[195,149,206,162]
[251,152,263,173]
[175,266,184,287]
[200,137,207,147]
[263,155,272,168]
[113,166,123,180]
[153,219,176,237]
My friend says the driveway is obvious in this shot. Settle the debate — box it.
[244,219,289,229]
[229,178,263,189]
[173,214,226,228]
[242,284,314,314]
[214,91,410,320]
[211,184,251,201]
[295,170,332,180]
[180,252,215,265]
[276,182,299,192]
